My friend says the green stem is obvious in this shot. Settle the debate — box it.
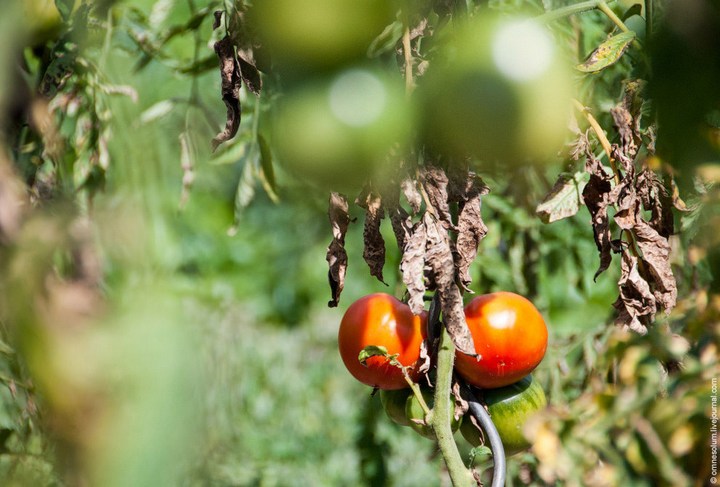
[537,0,616,24]
[598,1,644,51]
[645,0,653,39]
[432,325,474,487]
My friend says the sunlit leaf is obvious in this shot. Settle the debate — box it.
[576,31,636,73]
[536,171,590,223]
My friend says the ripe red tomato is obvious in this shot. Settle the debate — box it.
[338,293,427,390]
[455,292,547,388]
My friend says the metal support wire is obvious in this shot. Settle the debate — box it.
[463,386,507,487]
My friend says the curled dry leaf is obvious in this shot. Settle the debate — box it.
[326,193,350,307]
[452,381,469,422]
[356,188,387,284]
[422,166,454,230]
[401,220,427,315]
[383,180,413,251]
[633,220,677,313]
[455,175,489,290]
[582,171,613,280]
[211,36,242,152]
[424,213,476,356]
[401,176,422,214]
[613,251,656,335]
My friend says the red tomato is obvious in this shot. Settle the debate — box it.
[455,292,547,388]
[338,293,427,390]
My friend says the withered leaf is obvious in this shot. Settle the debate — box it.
[536,171,590,224]
[327,193,350,307]
[213,10,223,30]
[424,213,476,356]
[455,176,489,289]
[423,166,454,230]
[452,381,469,422]
[401,176,422,214]
[401,220,427,315]
[582,174,613,280]
[0,158,28,244]
[613,251,655,335]
[637,169,674,238]
[384,182,413,251]
[211,36,242,152]
[357,189,387,284]
[238,50,263,96]
[611,104,638,158]
[633,220,677,313]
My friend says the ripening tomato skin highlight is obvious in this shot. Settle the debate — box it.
[338,293,427,390]
[455,292,548,389]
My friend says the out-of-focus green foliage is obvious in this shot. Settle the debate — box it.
[0,0,718,486]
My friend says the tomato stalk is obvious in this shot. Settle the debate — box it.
[431,324,475,487]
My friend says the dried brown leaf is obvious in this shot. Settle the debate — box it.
[213,10,223,30]
[327,193,350,307]
[455,179,488,290]
[423,166,454,230]
[582,174,613,280]
[384,182,413,251]
[401,176,422,214]
[611,105,637,158]
[211,36,242,152]
[633,220,677,313]
[401,220,427,315]
[237,49,262,96]
[357,189,387,284]
[613,251,655,334]
[424,213,476,356]
[452,381,469,422]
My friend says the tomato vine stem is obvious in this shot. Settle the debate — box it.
[432,323,475,486]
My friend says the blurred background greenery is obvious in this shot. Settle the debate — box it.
[0,0,718,486]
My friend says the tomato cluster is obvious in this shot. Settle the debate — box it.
[337,291,548,454]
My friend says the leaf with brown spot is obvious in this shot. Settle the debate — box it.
[424,213,476,356]
[423,166,454,230]
[211,36,242,152]
[536,171,590,224]
[401,220,427,315]
[452,381,469,422]
[455,176,489,289]
[327,193,350,308]
[613,251,656,335]
[576,31,635,73]
[357,189,387,284]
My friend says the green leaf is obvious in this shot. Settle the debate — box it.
[367,20,403,58]
[535,171,590,223]
[358,345,391,365]
[257,134,278,202]
[55,0,75,20]
[576,31,636,73]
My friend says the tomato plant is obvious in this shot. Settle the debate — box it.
[460,374,547,456]
[337,293,427,390]
[455,292,548,388]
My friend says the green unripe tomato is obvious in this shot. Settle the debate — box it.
[380,388,413,427]
[460,375,547,456]
[405,387,461,439]
[248,0,396,75]
[272,68,410,191]
[416,15,573,168]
